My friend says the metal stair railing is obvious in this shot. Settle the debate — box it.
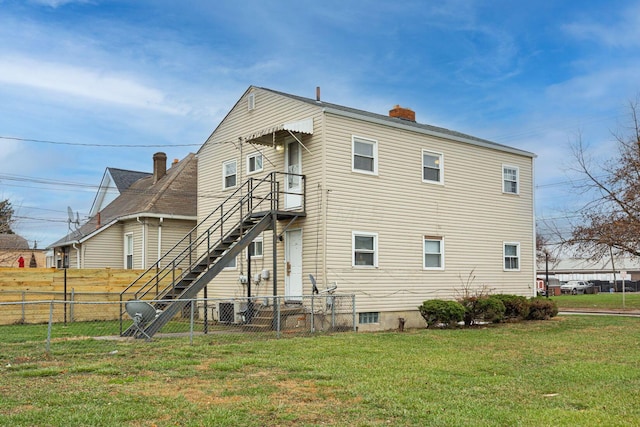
[119,172,301,335]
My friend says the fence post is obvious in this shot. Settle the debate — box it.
[331,296,336,329]
[352,295,356,332]
[63,268,67,325]
[70,288,75,323]
[46,301,54,354]
[311,294,315,333]
[189,300,195,345]
[21,291,26,323]
[276,297,281,338]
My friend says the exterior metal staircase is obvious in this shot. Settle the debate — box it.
[119,172,305,338]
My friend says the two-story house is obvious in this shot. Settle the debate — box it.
[192,86,536,330]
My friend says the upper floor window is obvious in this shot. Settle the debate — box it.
[422,150,443,184]
[424,236,444,269]
[503,165,519,194]
[352,136,378,174]
[247,152,263,175]
[353,231,378,267]
[223,159,237,190]
[504,242,520,271]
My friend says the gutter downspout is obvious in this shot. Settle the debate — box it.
[137,217,146,269]
[72,243,80,269]
[320,109,329,294]
[531,157,537,298]
[158,217,163,268]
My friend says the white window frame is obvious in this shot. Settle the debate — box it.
[222,159,237,190]
[124,232,134,269]
[248,235,263,258]
[503,165,519,194]
[359,312,380,324]
[246,152,263,175]
[423,236,444,270]
[352,231,378,268]
[352,136,378,175]
[422,150,444,184]
[247,92,255,111]
[503,242,520,271]
[223,250,237,270]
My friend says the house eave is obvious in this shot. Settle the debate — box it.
[117,213,197,222]
[322,107,536,159]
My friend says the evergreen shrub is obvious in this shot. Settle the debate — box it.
[418,299,465,328]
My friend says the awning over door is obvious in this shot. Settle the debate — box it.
[243,118,314,146]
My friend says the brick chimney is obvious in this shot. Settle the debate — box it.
[153,152,167,183]
[389,105,416,122]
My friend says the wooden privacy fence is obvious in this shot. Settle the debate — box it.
[0,268,174,325]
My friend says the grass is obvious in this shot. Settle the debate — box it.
[551,292,640,311]
[1,314,640,426]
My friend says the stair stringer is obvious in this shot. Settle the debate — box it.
[140,213,275,338]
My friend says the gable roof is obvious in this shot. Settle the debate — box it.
[48,153,197,248]
[108,168,152,192]
[251,86,535,159]
[89,168,152,216]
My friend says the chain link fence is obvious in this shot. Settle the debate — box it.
[0,294,356,355]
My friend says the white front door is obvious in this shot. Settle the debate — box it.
[284,229,303,302]
[284,138,302,209]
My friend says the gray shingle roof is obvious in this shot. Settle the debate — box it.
[258,86,534,158]
[0,234,30,250]
[107,168,152,192]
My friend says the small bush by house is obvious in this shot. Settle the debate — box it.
[418,299,465,328]
[527,298,558,320]
[492,294,530,320]
[458,295,506,326]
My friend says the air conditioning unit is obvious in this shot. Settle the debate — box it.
[216,301,246,324]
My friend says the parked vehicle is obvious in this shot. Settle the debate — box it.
[560,280,592,295]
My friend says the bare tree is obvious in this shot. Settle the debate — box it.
[569,97,640,259]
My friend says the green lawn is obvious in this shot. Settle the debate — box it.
[551,292,640,311]
[1,314,639,426]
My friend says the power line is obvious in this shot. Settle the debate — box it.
[0,135,201,147]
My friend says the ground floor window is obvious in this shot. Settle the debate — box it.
[124,233,134,269]
[353,231,378,267]
[424,236,444,269]
[359,312,379,324]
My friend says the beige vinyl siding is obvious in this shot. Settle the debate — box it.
[159,219,196,257]
[145,218,159,268]
[81,223,124,268]
[322,113,534,311]
[123,221,144,269]
[68,246,80,269]
[198,88,326,297]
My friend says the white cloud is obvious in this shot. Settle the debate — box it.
[563,3,640,48]
[0,55,188,115]
[28,0,92,8]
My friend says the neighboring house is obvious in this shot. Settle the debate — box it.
[89,167,152,217]
[48,152,197,269]
[538,257,640,283]
[0,234,46,267]
[189,86,536,330]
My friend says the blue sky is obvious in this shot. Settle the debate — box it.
[1,0,639,248]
